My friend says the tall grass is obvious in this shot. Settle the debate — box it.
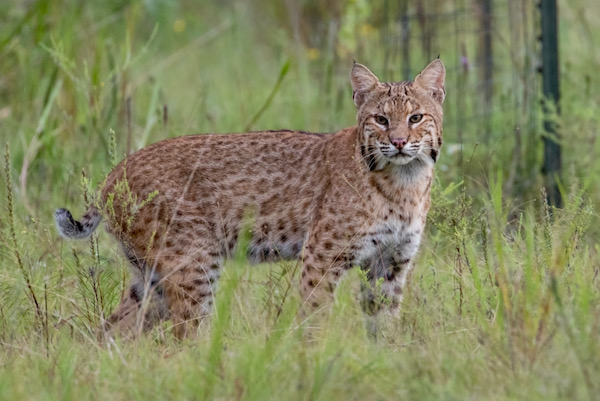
[1,0,599,400]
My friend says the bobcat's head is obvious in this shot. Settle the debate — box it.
[351,60,445,171]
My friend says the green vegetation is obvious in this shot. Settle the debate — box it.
[1,0,599,399]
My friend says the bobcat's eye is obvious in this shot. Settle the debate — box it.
[409,114,423,124]
[374,115,389,127]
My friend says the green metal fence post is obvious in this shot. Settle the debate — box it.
[540,0,562,207]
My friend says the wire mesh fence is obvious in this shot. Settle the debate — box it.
[374,0,543,194]
[379,0,539,137]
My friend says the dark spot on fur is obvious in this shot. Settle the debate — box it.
[300,199,311,212]
[361,145,378,171]
[196,288,213,297]
[228,233,238,250]
[180,282,196,293]
[430,149,438,162]
[129,286,141,303]
[392,260,410,274]
[370,177,396,203]
[324,241,333,250]
[425,179,432,193]
[157,207,167,223]
[193,278,210,286]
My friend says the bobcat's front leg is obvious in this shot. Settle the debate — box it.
[361,251,412,317]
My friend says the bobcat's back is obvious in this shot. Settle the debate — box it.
[102,129,345,263]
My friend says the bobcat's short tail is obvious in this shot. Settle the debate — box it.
[54,206,102,239]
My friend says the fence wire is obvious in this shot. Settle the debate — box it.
[379,0,540,162]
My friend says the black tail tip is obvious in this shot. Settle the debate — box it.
[54,208,79,238]
[54,208,73,222]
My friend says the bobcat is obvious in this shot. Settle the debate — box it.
[55,59,445,338]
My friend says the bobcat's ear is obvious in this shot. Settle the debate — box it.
[351,62,380,108]
[414,59,446,104]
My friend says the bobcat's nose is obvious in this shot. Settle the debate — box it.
[391,138,408,149]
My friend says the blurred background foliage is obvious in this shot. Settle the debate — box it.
[1,0,598,215]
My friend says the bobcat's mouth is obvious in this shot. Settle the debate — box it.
[362,142,419,170]
[379,143,417,165]
[389,152,415,165]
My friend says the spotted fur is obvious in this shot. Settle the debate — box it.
[56,60,445,338]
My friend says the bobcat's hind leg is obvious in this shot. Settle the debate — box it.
[104,247,169,339]
[160,251,223,339]
[299,235,347,315]
[104,275,169,339]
